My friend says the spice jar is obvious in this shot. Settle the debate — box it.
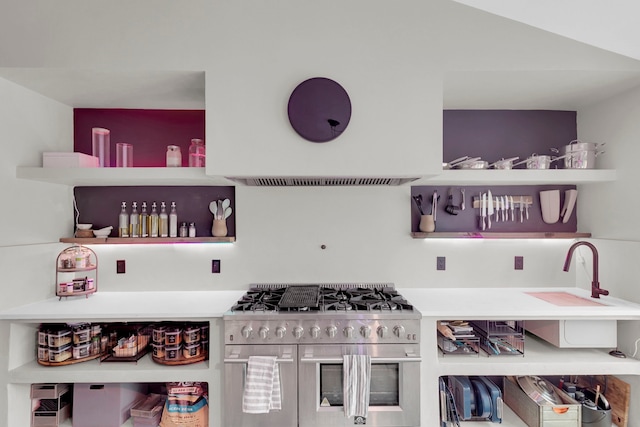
[166,145,182,167]
[179,222,188,237]
[188,138,205,167]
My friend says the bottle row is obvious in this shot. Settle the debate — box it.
[118,201,196,238]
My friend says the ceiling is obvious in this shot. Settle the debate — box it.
[450,0,640,61]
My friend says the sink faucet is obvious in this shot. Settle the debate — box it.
[563,241,609,299]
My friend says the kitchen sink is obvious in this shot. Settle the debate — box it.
[526,291,606,306]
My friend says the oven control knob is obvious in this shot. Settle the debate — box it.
[241,326,253,339]
[293,326,304,339]
[393,325,406,338]
[259,326,269,340]
[310,326,321,339]
[326,325,338,338]
[275,326,286,339]
[343,326,355,339]
[360,325,372,338]
[377,325,389,339]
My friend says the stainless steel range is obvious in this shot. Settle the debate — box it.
[223,283,422,427]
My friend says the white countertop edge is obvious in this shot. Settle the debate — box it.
[1,287,639,322]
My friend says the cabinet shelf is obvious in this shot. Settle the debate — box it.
[16,166,235,186]
[414,169,617,185]
[60,236,235,244]
[412,231,591,239]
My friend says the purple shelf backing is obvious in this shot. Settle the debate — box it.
[74,109,205,167]
[411,185,578,233]
[443,110,577,164]
[74,186,235,238]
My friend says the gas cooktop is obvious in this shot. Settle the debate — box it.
[230,283,415,313]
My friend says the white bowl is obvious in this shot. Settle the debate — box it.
[76,223,93,230]
[93,226,113,238]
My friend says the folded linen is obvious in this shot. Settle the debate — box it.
[343,354,371,418]
[242,355,282,413]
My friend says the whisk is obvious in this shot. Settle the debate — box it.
[445,188,459,215]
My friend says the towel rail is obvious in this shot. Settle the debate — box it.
[224,357,294,363]
[300,357,422,363]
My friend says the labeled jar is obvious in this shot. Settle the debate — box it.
[166,145,182,167]
[188,138,205,167]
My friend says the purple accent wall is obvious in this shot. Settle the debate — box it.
[411,185,578,233]
[74,109,205,167]
[74,186,235,237]
[443,110,577,164]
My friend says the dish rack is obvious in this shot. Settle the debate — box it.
[437,320,480,356]
[470,320,525,356]
[100,323,151,363]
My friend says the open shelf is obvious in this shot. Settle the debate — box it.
[60,236,235,244]
[412,231,591,239]
[16,166,235,186]
[414,169,617,185]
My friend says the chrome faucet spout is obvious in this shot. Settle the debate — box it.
[563,241,609,299]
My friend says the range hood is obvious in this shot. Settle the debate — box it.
[226,176,420,187]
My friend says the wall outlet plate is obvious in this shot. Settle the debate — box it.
[514,256,524,270]
[212,259,221,274]
[116,260,126,274]
[437,256,446,271]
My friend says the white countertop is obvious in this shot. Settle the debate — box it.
[0,291,244,322]
[399,287,640,320]
[1,287,639,322]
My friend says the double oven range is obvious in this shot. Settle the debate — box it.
[223,283,422,427]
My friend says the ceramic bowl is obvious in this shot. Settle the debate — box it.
[93,226,113,238]
[76,223,93,230]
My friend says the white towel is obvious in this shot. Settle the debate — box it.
[242,356,282,413]
[343,354,371,418]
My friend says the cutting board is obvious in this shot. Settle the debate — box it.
[576,375,630,427]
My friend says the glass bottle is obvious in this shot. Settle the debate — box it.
[166,145,182,167]
[159,202,169,237]
[129,201,139,238]
[118,202,129,237]
[169,202,178,238]
[149,202,159,238]
[179,222,188,237]
[188,138,205,167]
[188,222,196,237]
[140,202,149,238]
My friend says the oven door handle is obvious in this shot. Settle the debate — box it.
[300,356,422,363]
[224,357,294,364]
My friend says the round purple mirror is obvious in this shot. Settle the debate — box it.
[287,77,351,143]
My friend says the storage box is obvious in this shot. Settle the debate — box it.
[72,383,148,427]
[43,152,99,168]
[525,319,616,348]
[504,376,581,427]
[31,384,72,427]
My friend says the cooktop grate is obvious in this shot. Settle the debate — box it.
[278,285,320,308]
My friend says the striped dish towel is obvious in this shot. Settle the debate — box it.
[242,356,282,413]
[343,354,371,418]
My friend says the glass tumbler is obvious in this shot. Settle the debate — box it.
[91,127,111,167]
[116,143,133,167]
[188,138,205,167]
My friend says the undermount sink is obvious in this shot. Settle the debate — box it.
[526,291,606,307]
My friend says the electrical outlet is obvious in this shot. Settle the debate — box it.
[212,259,221,274]
[116,260,126,274]
[437,257,446,271]
[514,256,524,270]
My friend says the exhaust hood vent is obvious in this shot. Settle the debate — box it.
[227,176,420,187]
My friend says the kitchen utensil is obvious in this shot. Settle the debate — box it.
[432,191,440,221]
[519,196,524,223]
[457,159,489,169]
[540,190,560,224]
[525,197,529,220]
[487,190,493,229]
[445,188,459,215]
[510,196,515,221]
[516,375,562,405]
[489,157,519,170]
[460,189,465,210]
[222,198,230,210]
[93,226,113,238]
[224,206,232,219]
[443,156,472,169]
[209,201,218,216]
[76,223,93,230]
[561,189,578,223]
[481,193,487,230]
[412,194,425,215]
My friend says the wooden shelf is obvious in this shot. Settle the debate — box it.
[60,237,235,244]
[411,232,592,239]
[413,169,617,185]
